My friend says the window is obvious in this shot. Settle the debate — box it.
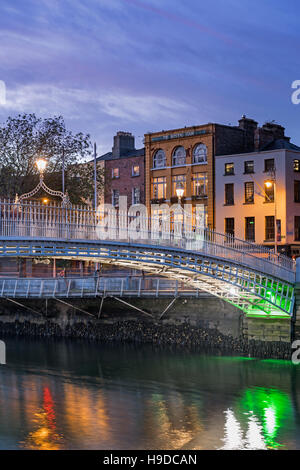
[112,189,119,207]
[245,217,255,241]
[264,181,274,202]
[244,160,254,174]
[132,187,140,204]
[244,182,254,203]
[172,175,186,196]
[294,159,300,172]
[153,149,166,168]
[192,205,208,228]
[112,168,119,179]
[192,173,208,197]
[152,177,166,199]
[132,165,140,177]
[172,146,186,166]
[265,216,275,241]
[295,181,300,202]
[295,216,300,241]
[225,183,234,205]
[193,144,207,164]
[264,158,275,172]
[225,218,234,237]
[224,163,234,175]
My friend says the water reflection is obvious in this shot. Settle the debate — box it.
[0,339,299,450]
[22,386,62,450]
[220,387,294,449]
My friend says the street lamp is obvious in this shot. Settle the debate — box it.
[265,180,273,189]
[264,169,277,254]
[36,158,47,176]
[176,182,184,204]
[175,182,185,240]
[16,157,70,205]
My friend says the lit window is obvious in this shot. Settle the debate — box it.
[224,163,234,175]
[132,165,140,176]
[152,177,166,200]
[112,168,119,179]
[192,173,208,197]
[193,144,207,164]
[172,175,186,196]
[153,150,166,168]
[192,205,208,228]
[294,159,300,172]
[172,146,186,166]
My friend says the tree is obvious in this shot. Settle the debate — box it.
[0,113,103,205]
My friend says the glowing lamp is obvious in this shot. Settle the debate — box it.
[176,182,184,199]
[265,180,273,189]
[36,158,47,174]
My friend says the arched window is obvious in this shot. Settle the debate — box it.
[172,146,186,166]
[153,149,166,168]
[193,144,207,164]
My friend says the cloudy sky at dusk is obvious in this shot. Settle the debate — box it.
[0,0,299,155]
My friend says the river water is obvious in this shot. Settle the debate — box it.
[0,337,300,450]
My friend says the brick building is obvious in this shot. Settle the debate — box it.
[144,116,289,229]
[97,132,145,209]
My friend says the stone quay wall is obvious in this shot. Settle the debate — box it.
[0,294,294,360]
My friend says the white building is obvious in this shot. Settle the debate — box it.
[215,140,300,256]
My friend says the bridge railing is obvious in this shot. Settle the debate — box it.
[0,276,201,299]
[0,199,295,281]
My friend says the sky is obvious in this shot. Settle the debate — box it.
[0,0,299,156]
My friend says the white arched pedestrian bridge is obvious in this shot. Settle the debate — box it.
[0,199,296,318]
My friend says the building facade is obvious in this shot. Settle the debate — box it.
[215,140,300,256]
[97,131,145,209]
[144,116,277,229]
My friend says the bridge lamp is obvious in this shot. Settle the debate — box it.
[36,158,47,176]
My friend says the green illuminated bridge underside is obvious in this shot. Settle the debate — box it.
[0,238,294,318]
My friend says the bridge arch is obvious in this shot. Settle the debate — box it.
[0,239,294,318]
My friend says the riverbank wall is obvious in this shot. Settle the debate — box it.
[0,295,292,359]
[0,295,293,359]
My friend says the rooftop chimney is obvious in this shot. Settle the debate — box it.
[112,131,135,158]
[238,115,258,152]
[255,121,286,151]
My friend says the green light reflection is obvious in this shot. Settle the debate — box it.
[239,387,293,448]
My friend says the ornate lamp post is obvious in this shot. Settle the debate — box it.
[175,182,185,239]
[16,158,70,205]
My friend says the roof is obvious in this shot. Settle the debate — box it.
[260,139,300,152]
[95,147,145,162]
